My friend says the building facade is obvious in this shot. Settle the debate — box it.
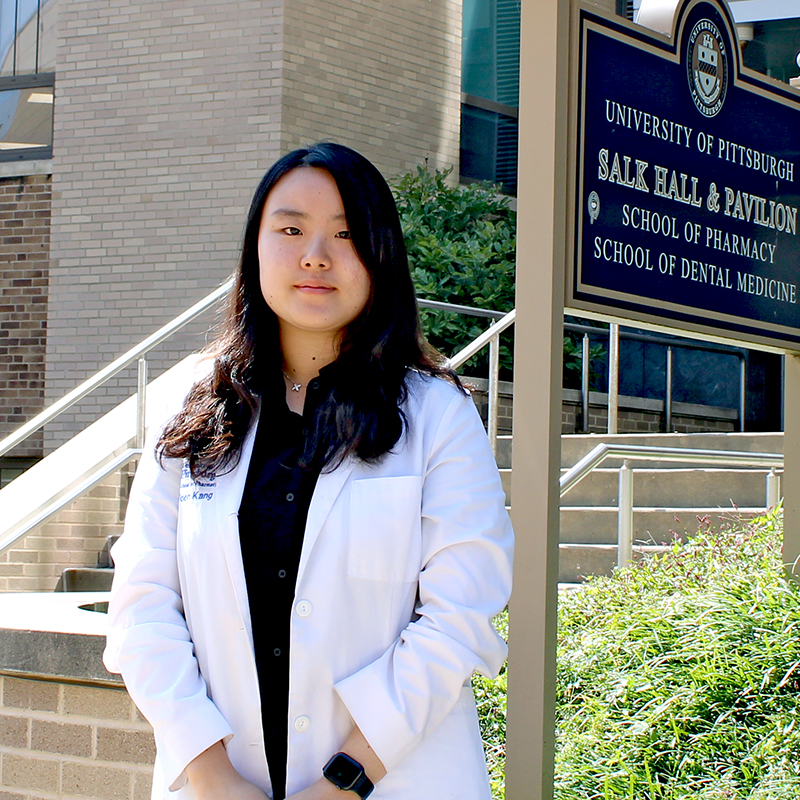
[1,0,464,478]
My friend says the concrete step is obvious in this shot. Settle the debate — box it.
[559,543,668,583]
[497,432,785,583]
[562,467,771,508]
[495,432,783,471]
[501,467,773,508]
[56,567,114,592]
[496,436,512,469]
[558,506,763,545]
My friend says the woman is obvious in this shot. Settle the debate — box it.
[104,143,514,800]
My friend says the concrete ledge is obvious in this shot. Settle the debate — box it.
[0,159,53,178]
[0,592,120,687]
[562,388,739,420]
[462,376,514,396]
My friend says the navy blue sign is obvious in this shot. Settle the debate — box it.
[571,0,800,349]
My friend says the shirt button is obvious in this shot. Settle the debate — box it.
[294,715,310,732]
[296,600,312,617]
[309,380,319,390]
[278,569,287,578]
[301,428,309,436]
[286,492,295,502]
[273,648,281,657]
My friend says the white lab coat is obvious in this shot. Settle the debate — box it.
[103,363,514,800]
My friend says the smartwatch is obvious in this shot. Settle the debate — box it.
[322,752,374,799]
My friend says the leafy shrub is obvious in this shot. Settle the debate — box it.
[476,513,800,799]
[563,332,606,391]
[393,167,604,388]
[391,167,516,378]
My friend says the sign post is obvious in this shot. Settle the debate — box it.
[505,0,568,795]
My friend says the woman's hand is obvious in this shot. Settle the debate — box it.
[286,777,344,800]
[185,741,270,800]
[287,725,386,800]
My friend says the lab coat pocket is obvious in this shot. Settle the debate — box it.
[348,476,423,582]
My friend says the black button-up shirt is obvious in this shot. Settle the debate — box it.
[238,368,327,799]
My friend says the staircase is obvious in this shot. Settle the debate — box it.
[0,421,784,592]
[0,275,785,591]
[0,355,201,592]
[497,431,783,583]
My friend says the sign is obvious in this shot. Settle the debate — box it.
[567,0,800,350]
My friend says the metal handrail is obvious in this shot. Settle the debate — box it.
[0,275,513,463]
[0,448,142,555]
[446,309,516,456]
[560,443,783,496]
[560,442,784,569]
[0,279,234,459]
[446,308,516,370]
[419,298,505,320]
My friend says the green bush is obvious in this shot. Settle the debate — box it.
[393,167,601,388]
[474,611,508,798]
[475,513,800,799]
[391,167,516,378]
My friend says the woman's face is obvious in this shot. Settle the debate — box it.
[257,167,371,349]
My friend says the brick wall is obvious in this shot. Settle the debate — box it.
[281,0,462,178]
[561,396,738,434]
[0,469,129,593]
[468,380,740,436]
[47,0,286,451]
[0,174,50,460]
[0,675,154,800]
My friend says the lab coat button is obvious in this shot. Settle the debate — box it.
[294,715,310,732]
[296,600,312,617]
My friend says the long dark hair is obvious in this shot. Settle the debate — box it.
[157,143,460,478]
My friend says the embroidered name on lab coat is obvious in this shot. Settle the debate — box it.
[179,463,216,502]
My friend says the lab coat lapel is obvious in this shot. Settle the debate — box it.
[297,457,356,582]
[215,411,260,641]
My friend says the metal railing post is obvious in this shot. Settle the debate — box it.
[608,323,619,434]
[739,356,746,432]
[767,468,781,510]
[665,346,673,432]
[136,357,148,450]
[488,335,500,458]
[618,459,633,568]
[581,333,590,433]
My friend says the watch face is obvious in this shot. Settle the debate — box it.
[325,753,362,788]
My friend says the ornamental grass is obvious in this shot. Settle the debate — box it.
[476,511,800,799]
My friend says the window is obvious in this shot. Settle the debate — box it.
[0,0,56,161]
[460,0,520,192]
[739,17,800,84]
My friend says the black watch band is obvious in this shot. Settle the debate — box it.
[322,752,375,799]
